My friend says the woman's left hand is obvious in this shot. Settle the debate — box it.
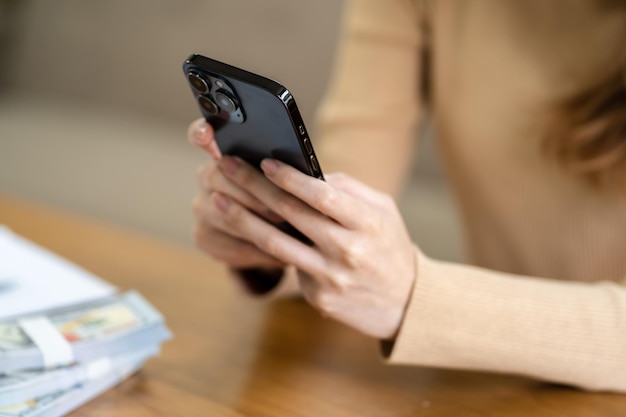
[213,156,416,339]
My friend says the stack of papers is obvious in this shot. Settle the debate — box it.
[0,227,171,416]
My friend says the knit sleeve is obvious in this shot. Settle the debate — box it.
[231,265,300,299]
[382,246,626,392]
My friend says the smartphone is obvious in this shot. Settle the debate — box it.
[182,54,323,180]
[183,54,322,244]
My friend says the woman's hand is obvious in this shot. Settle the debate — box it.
[210,155,416,339]
[188,119,285,271]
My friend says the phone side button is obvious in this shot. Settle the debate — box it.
[303,138,313,154]
[310,155,320,173]
[299,125,305,136]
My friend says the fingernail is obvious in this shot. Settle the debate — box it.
[220,157,241,175]
[194,123,209,144]
[261,159,279,176]
[214,193,230,212]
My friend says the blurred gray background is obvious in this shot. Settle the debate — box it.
[0,0,462,261]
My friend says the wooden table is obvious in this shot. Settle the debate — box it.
[1,196,625,417]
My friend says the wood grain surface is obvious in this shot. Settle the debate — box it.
[1,195,624,417]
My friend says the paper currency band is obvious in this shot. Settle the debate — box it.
[18,315,75,368]
[86,357,113,380]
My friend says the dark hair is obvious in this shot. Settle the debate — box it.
[543,64,626,189]
[542,4,626,191]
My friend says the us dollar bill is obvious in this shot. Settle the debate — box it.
[0,358,143,417]
[0,291,171,373]
[0,345,159,407]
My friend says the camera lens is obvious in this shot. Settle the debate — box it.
[215,92,237,113]
[187,72,210,94]
[198,96,219,115]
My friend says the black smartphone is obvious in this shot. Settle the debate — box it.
[182,54,323,180]
[183,54,323,244]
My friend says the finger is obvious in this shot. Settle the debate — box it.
[194,190,283,247]
[196,162,282,223]
[260,159,365,229]
[187,118,211,146]
[195,159,217,188]
[193,195,284,268]
[187,118,222,159]
[325,172,388,208]
[297,271,345,317]
[218,156,343,246]
[193,221,284,269]
[207,140,222,160]
[210,191,331,283]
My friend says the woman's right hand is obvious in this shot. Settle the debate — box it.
[188,118,286,270]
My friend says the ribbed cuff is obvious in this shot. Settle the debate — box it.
[380,245,428,359]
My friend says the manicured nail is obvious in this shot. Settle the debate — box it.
[194,123,209,144]
[214,193,231,212]
[220,157,241,175]
[261,159,279,176]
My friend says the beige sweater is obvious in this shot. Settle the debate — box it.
[266,0,626,392]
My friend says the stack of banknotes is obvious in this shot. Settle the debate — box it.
[0,291,171,417]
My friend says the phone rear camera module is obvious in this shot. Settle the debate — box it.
[214,92,237,113]
[187,72,210,94]
[198,96,219,115]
